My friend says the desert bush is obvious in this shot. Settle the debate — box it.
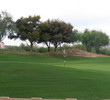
[72,44,86,51]
[19,43,37,52]
[99,48,110,55]
[6,46,24,51]
[61,44,72,50]
[37,47,48,53]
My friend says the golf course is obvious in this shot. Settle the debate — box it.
[0,53,110,100]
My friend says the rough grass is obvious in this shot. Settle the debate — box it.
[0,53,110,100]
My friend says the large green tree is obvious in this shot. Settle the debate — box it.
[71,29,80,45]
[39,21,51,52]
[92,30,109,53]
[39,19,73,52]
[15,15,40,50]
[0,11,16,42]
[81,29,109,53]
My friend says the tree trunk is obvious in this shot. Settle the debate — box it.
[46,42,51,52]
[30,42,33,51]
[54,43,58,52]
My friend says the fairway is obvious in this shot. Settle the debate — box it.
[0,54,110,100]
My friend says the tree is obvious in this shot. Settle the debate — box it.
[15,15,40,50]
[39,21,51,52]
[92,30,109,53]
[51,19,73,51]
[42,20,73,51]
[81,29,109,53]
[39,19,73,52]
[52,33,62,52]
[0,11,16,42]
[81,29,94,52]
[71,29,80,45]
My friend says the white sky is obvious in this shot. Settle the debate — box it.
[0,0,110,46]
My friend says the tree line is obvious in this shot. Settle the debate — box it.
[0,11,109,53]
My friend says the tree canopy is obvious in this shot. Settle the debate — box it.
[39,19,73,51]
[38,21,52,52]
[81,29,109,53]
[0,11,16,42]
[1,11,109,53]
[15,15,41,50]
[71,29,81,45]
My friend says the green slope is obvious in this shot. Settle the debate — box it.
[0,54,110,100]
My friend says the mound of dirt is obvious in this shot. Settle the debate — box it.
[49,50,109,57]
[65,50,109,57]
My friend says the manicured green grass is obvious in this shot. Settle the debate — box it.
[0,53,110,100]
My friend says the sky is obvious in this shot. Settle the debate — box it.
[0,0,110,46]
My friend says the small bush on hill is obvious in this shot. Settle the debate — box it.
[99,48,110,55]
[19,43,37,52]
[61,44,72,50]
[72,44,86,51]
[6,46,24,51]
[37,47,48,53]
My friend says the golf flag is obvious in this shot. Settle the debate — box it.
[63,49,66,55]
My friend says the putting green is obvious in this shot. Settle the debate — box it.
[0,54,110,100]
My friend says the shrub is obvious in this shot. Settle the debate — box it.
[99,48,110,55]
[37,47,48,53]
[6,46,24,51]
[61,44,72,50]
[19,43,38,52]
[72,44,86,51]
[91,47,96,53]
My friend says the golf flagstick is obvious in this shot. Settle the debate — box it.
[63,49,66,67]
